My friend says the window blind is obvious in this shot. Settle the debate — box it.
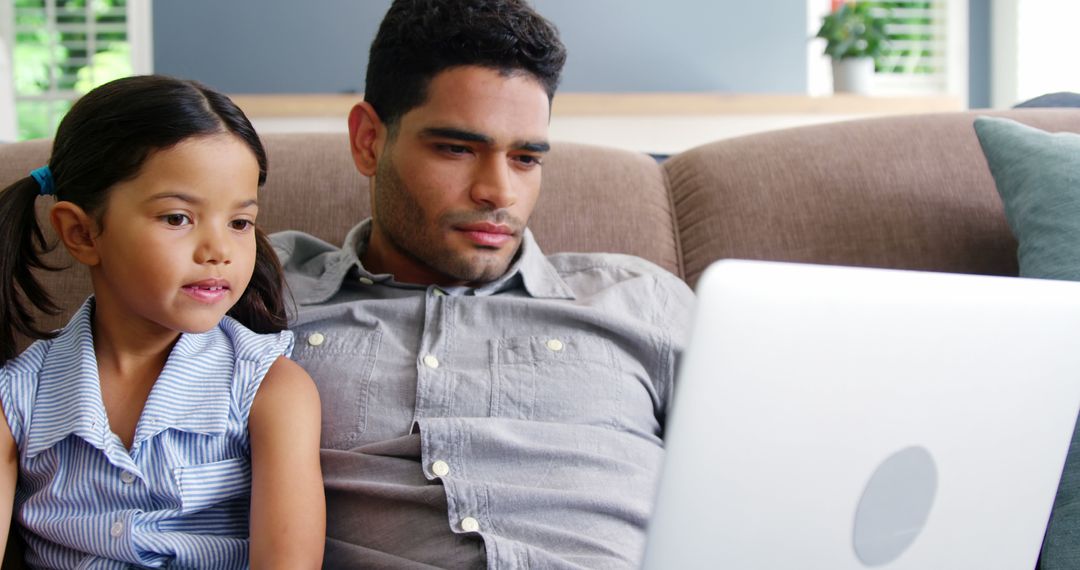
[11,0,132,140]
[870,0,953,94]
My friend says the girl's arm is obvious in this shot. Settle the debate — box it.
[0,409,17,565]
[248,356,324,569]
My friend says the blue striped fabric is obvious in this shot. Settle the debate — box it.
[0,298,293,569]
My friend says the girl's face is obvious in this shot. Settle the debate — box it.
[88,133,261,336]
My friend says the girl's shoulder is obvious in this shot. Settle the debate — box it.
[4,296,95,374]
[215,317,295,363]
[1,338,52,381]
[1,298,94,386]
[208,318,295,424]
[0,334,71,448]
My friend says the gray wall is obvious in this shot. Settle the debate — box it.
[154,0,809,94]
[968,0,991,109]
[153,0,381,94]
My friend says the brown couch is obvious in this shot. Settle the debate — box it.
[1,108,1080,566]
[2,107,1079,345]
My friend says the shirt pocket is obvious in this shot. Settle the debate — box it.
[174,457,250,515]
[291,325,382,449]
[490,335,624,428]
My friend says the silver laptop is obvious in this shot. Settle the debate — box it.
[643,260,1080,569]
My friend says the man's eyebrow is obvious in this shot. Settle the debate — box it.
[421,127,493,145]
[146,192,258,209]
[420,127,550,153]
[517,141,550,153]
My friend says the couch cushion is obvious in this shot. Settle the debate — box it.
[973,115,1080,570]
[666,109,1080,288]
[531,142,679,276]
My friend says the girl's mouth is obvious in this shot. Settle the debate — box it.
[181,280,231,303]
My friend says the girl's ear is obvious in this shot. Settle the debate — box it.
[348,101,385,177]
[49,202,100,266]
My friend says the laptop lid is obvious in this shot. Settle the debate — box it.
[643,260,1080,569]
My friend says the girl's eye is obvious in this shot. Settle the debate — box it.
[163,214,191,227]
[230,219,254,231]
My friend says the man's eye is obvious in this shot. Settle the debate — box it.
[230,219,254,231]
[439,144,471,155]
[162,214,191,226]
[516,155,543,166]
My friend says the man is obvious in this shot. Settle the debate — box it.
[271,0,695,567]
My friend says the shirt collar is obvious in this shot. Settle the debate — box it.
[291,219,575,302]
[25,298,233,462]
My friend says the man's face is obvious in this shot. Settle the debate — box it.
[364,66,551,287]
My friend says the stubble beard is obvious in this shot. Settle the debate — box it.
[372,154,525,285]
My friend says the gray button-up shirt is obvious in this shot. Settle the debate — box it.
[272,221,694,569]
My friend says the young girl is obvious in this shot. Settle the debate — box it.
[0,75,324,568]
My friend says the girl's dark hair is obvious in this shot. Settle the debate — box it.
[0,74,287,364]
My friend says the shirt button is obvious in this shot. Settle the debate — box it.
[307,332,326,347]
[110,521,124,538]
[431,460,450,477]
[359,277,374,286]
[120,471,136,484]
[545,339,564,352]
[423,355,440,369]
[461,517,480,532]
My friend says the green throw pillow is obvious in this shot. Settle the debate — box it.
[975,116,1080,279]
[974,115,1080,570]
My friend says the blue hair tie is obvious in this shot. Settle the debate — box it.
[30,166,55,196]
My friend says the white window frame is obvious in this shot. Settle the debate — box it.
[128,0,152,75]
[990,0,1018,108]
[1,0,16,141]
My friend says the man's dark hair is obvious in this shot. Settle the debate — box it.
[364,0,567,129]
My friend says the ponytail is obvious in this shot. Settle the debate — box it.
[0,177,61,364]
[226,225,289,334]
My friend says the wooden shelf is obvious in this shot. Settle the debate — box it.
[230,92,965,119]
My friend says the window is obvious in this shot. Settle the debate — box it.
[871,0,967,98]
[807,0,967,99]
[2,0,151,141]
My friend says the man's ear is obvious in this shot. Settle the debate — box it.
[348,102,385,177]
[49,201,100,266]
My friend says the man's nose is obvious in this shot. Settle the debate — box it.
[470,155,517,210]
[193,224,232,265]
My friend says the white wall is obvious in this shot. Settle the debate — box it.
[992,0,1080,107]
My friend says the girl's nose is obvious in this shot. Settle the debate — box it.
[193,226,231,265]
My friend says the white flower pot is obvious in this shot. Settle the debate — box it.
[832,57,875,95]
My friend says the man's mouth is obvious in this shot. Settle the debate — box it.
[455,222,516,248]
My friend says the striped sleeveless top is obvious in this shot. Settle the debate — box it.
[0,298,293,569]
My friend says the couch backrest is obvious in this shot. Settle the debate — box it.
[4,108,1080,349]
[0,133,678,348]
[667,108,1080,287]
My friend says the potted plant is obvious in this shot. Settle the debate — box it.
[815,2,889,94]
